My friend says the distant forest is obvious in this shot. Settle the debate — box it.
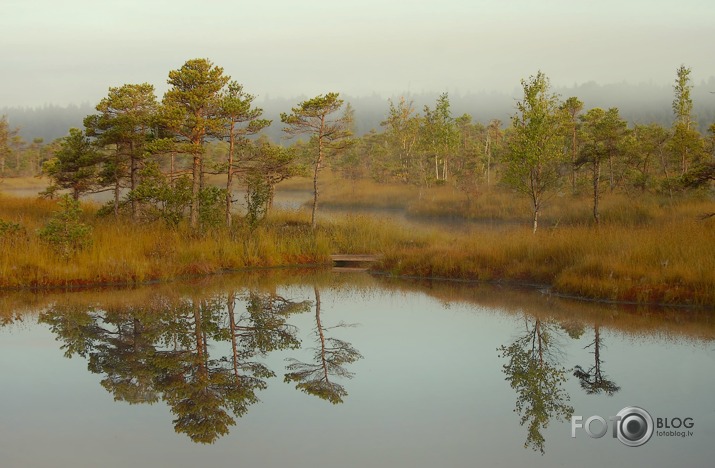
[4,78,715,143]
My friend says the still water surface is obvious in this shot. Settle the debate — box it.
[0,271,713,467]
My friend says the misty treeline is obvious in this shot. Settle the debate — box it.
[1,59,714,233]
[4,79,715,143]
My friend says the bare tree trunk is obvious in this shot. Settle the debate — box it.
[170,152,175,188]
[571,126,578,194]
[434,154,439,181]
[535,319,543,365]
[313,286,329,383]
[593,160,601,224]
[114,177,120,218]
[190,153,201,230]
[593,325,601,379]
[130,142,137,220]
[199,157,205,191]
[660,150,674,199]
[485,134,491,187]
[311,134,323,230]
[640,159,650,192]
[531,167,541,233]
[193,302,206,369]
[267,184,275,213]
[225,123,235,228]
[227,292,240,380]
[608,153,614,191]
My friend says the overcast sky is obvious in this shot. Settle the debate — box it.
[2,0,714,107]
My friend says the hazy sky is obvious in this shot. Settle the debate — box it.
[2,0,714,107]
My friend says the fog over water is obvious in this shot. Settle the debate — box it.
[2,0,714,108]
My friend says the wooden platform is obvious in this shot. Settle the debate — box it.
[330,254,382,271]
[330,254,382,263]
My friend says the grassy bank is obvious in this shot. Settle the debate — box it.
[305,179,715,306]
[0,194,415,289]
[380,217,715,306]
[1,191,713,308]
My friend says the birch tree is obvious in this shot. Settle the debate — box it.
[421,93,458,184]
[670,65,703,175]
[381,97,421,184]
[560,97,583,194]
[503,72,566,232]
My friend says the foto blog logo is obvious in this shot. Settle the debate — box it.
[571,406,694,447]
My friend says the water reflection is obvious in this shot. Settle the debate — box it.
[37,289,349,444]
[1,272,713,465]
[497,315,625,453]
[284,286,363,404]
[498,315,574,454]
[573,323,621,396]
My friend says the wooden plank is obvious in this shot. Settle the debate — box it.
[330,254,382,262]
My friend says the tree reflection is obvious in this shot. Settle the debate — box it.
[40,303,99,358]
[39,290,306,444]
[498,315,574,454]
[285,286,362,404]
[573,324,620,396]
[88,305,162,404]
[150,298,239,444]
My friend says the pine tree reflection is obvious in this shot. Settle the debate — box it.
[40,303,99,358]
[498,315,574,454]
[573,323,620,396]
[284,286,362,404]
[151,298,238,444]
[40,304,162,403]
[39,290,306,444]
[88,306,163,404]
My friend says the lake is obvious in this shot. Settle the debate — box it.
[0,270,713,467]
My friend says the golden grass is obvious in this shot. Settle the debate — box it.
[315,178,420,210]
[379,215,715,307]
[1,188,714,307]
[0,195,331,289]
[0,194,418,290]
[0,176,49,191]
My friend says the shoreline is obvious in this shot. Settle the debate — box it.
[1,190,713,309]
[0,260,712,312]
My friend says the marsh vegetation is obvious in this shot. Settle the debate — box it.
[0,60,713,307]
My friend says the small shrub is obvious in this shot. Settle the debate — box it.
[199,185,227,232]
[37,195,93,260]
[0,219,27,247]
[128,163,192,227]
[244,174,271,231]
